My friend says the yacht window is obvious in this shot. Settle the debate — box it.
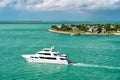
[35,57,38,58]
[60,58,66,60]
[44,53,51,55]
[30,56,34,58]
[44,50,50,51]
[54,54,58,56]
[40,53,51,55]
[40,57,56,60]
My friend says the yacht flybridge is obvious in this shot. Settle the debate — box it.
[22,46,73,65]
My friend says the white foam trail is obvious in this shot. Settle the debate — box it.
[73,63,120,70]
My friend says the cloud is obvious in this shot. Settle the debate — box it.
[85,0,120,10]
[0,0,120,12]
[0,0,12,8]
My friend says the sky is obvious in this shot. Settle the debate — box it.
[0,0,120,21]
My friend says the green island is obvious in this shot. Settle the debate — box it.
[48,24,120,36]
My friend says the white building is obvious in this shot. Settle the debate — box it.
[72,27,79,31]
[102,28,106,33]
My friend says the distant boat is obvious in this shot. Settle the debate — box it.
[22,46,73,65]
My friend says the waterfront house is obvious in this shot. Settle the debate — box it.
[58,25,62,29]
[88,27,94,32]
[110,25,115,29]
[93,27,98,32]
[102,28,106,33]
[117,29,120,32]
[72,27,79,31]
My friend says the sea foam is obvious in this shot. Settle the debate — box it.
[73,63,120,70]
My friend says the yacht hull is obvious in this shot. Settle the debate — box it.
[22,55,69,65]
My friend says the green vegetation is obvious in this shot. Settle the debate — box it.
[51,24,120,35]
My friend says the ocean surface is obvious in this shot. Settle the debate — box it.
[0,23,120,80]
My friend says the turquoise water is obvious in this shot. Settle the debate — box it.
[0,24,120,80]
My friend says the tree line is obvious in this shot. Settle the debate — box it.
[51,24,120,33]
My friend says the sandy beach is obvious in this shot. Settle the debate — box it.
[48,29,77,35]
[48,29,120,36]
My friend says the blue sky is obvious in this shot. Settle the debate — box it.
[0,0,120,21]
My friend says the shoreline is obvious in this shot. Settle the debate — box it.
[48,29,120,36]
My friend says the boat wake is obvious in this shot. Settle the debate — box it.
[73,63,120,70]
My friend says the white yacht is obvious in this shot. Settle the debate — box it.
[22,46,73,65]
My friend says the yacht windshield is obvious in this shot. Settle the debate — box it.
[44,50,50,51]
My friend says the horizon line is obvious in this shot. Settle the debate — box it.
[0,21,120,24]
